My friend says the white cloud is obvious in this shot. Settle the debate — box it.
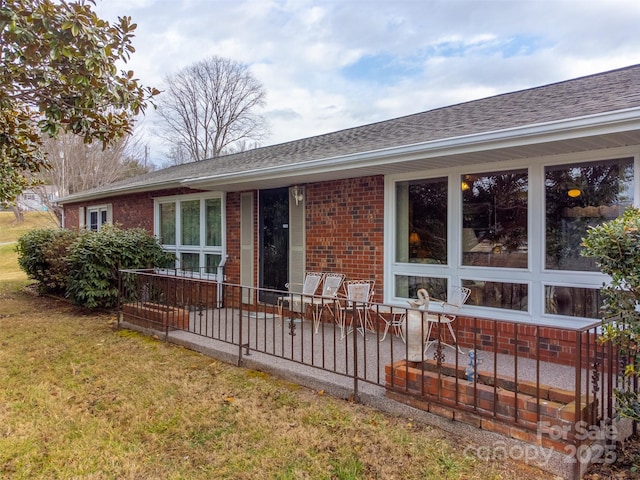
[91,0,640,165]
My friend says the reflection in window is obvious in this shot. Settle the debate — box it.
[462,280,528,311]
[544,285,602,319]
[206,198,222,246]
[181,200,200,246]
[205,254,222,273]
[462,170,528,268]
[395,275,447,301]
[545,158,633,271]
[159,203,176,244]
[181,252,200,272]
[396,178,447,264]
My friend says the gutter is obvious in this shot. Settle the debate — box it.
[184,107,640,189]
[56,179,187,205]
[58,107,640,203]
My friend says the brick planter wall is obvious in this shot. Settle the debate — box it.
[122,302,190,330]
[161,277,219,309]
[385,359,597,453]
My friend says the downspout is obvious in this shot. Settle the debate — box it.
[216,255,227,308]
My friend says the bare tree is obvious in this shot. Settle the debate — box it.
[31,132,150,224]
[42,134,123,196]
[165,144,193,167]
[157,56,268,163]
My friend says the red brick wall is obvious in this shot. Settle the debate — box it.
[64,176,383,302]
[224,192,242,286]
[62,187,199,232]
[222,177,385,297]
[306,177,385,300]
[432,315,603,367]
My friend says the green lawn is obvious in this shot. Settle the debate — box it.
[0,210,58,243]
[0,211,554,479]
[0,211,56,285]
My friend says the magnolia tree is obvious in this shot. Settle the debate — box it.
[582,207,640,421]
[0,0,159,206]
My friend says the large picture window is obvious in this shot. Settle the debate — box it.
[545,158,633,271]
[389,154,636,322]
[155,194,225,277]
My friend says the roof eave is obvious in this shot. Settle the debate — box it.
[58,106,640,203]
[56,180,186,205]
[184,107,640,190]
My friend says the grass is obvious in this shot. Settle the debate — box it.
[0,210,58,243]
[0,212,556,479]
[0,211,56,285]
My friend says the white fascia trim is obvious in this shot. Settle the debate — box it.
[57,181,185,205]
[184,107,640,188]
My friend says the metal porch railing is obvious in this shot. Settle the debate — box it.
[117,268,629,462]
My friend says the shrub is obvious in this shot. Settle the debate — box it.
[66,225,174,309]
[16,228,83,293]
[582,206,640,421]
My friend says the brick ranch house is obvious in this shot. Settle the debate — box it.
[59,64,640,344]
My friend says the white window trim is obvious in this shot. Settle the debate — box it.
[85,204,112,231]
[384,146,640,328]
[154,192,226,280]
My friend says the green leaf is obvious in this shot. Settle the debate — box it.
[0,0,159,205]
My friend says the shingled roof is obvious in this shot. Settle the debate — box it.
[59,64,640,203]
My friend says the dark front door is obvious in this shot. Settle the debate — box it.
[259,188,289,304]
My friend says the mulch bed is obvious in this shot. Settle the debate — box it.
[583,435,640,479]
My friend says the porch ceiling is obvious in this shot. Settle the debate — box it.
[187,129,640,192]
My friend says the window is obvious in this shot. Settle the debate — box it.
[544,285,602,319]
[85,205,111,231]
[159,203,176,244]
[462,280,528,311]
[388,154,636,322]
[395,275,447,300]
[462,170,528,268]
[545,158,633,271]
[396,178,447,264]
[181,200,200,246]
[155,194,225,277]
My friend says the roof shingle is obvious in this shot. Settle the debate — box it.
[60,64,640,201]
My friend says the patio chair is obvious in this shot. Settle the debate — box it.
[305,273,346,333]
[424,286,471,354]
[276,272,324,317]
[336,280,375,338]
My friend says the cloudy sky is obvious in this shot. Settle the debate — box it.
[92,0,640,166]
